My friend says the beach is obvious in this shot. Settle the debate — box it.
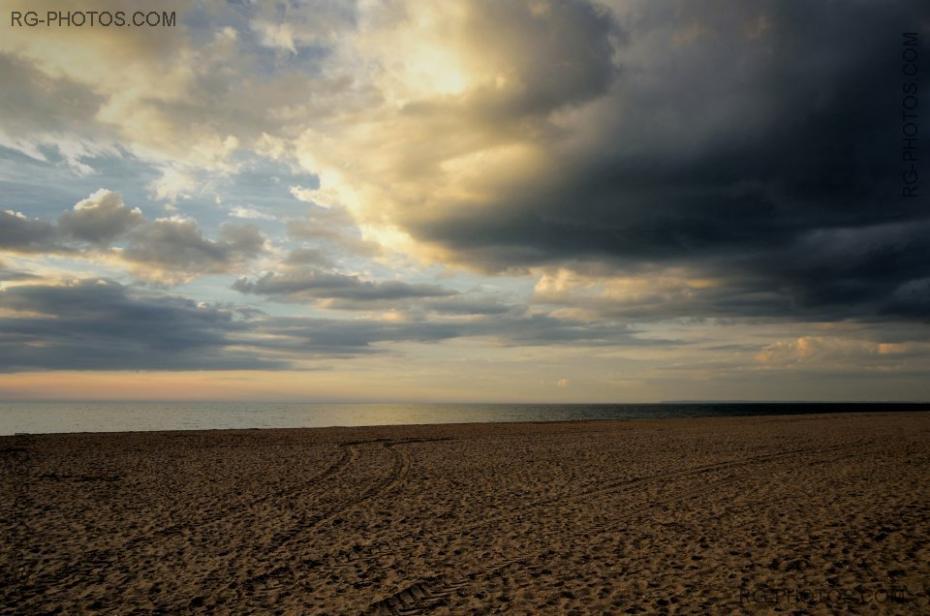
[3,412,929,614]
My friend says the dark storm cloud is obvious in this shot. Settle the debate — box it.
[232,269,456,303]
[410,0,930,322]
[750,219,930,320]
[0,279,284,371]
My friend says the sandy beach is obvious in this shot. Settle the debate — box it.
[3,412,930,614]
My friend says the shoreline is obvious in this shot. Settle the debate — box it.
[3,404,930,438]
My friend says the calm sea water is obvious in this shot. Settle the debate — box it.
[1,401,928,435]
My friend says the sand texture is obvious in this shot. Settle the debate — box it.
[3,412,930,614]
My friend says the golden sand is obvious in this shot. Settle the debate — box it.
[3,412,930,614]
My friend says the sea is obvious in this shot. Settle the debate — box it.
[1,401,928,435]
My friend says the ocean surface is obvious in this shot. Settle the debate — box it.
[1,401,928,435]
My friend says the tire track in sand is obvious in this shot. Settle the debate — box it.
[229,440,414,606]
[15,442,354,605]
[263,441,411,547]
[361,442,875,615]
[332,440,868,573]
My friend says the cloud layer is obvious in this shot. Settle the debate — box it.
[0,277,661,371]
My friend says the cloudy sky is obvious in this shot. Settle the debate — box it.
[1,0,929,402]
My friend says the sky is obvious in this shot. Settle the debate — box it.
[1,0,929,402]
